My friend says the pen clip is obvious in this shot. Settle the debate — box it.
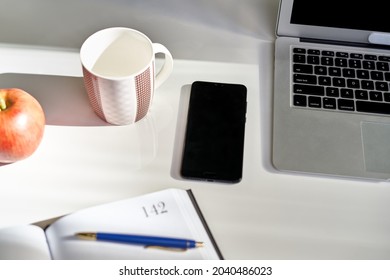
[145,245,187,252]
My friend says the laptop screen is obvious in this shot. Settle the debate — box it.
[290,0,390,33]
[277,0,390,44]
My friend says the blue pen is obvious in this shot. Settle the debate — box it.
[75,232,204,249]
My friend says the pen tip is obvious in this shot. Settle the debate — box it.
[75,232,97,240]
[196,242,204,248]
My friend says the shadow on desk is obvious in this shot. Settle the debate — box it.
[0,73,108,126]
[171,84,191,181]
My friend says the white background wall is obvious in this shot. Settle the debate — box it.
[0,0,279,62]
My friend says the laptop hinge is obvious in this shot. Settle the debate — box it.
[301,37,390,51]
[368,32,390,46]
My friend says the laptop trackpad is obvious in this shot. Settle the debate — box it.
[362,122,390,173]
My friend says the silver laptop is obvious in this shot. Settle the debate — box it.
[273,0,390,180]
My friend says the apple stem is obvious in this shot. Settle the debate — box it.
[0,97,6,111]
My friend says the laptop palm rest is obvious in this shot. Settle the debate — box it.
[362,122,390,175]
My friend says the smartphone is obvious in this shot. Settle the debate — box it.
[180,81,247,183]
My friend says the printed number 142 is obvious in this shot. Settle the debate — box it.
[142,201,168,218]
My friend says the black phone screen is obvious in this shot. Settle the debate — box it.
[180,81,247,183]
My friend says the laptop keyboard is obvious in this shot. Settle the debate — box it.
[291,46,390,115]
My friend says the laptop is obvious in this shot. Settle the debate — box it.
[273,0,390,180]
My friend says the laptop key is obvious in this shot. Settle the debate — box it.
[307,55,320,64]
[343,68,355,78]
[377,62,389,71]
[318,76,331,86]
[363,60,375,70]
[293,84,325,96]
[375,81,389,91]
[335,58,348,67]
[326,87,340,97]
[293,64,313,74]
[321,56,333,66]
[364,54,377,60]
[293,95,307,107]
[323,98,336,109]
[371,71,384,80]
[338,99,355,111]
[293,48,306,54]
[293,54,306,63]
[370,91,383,101]
[379,56,390,62]
[332,77,346,87]
[315,66,327,75]
[357,70,369,79]
[361,80,374,90]
[293,74,317,84]
[384,92,390,102]
[329,67,341,76]
[308,96,322,108]
[350,53,363,59]
[308,49,320,55]
[356,100,390,114]
[336,52,349,58]
[355,90,368,100]
[349,59,361,68]
[347,79,360,88]
[341,88,354,98]
[322,51,334,56]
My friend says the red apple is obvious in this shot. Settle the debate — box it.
[0,88,45,163]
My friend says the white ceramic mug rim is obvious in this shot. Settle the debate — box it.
[80,27,154,80]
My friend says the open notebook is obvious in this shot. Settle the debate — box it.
[0,189,222,260]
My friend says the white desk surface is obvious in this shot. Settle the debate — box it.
[1,0,390,259]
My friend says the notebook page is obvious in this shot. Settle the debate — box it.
[45,188,220,259]
[0,225,51,260]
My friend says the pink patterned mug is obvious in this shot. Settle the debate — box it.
[80,27,173,125]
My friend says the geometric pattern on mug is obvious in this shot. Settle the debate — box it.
[83,65,154,125]
[84,69,134,124]
[83,67,106,121]
[101,79,138,125]
[135,66,153,122]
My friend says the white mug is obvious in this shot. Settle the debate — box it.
[80,27,173,125]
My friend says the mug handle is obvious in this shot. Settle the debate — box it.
[152,43,174,89]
